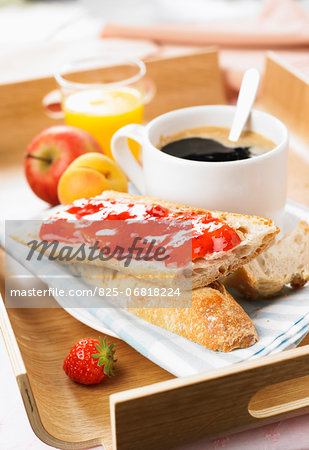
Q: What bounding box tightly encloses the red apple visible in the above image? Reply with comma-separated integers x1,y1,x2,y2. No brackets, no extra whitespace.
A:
24,125,102,205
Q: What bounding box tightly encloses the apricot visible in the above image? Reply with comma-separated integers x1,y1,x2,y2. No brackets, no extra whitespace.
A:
58,153,128,205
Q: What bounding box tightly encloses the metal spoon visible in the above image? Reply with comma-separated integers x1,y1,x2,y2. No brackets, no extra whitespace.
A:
160,68,261,162
228,68,261,142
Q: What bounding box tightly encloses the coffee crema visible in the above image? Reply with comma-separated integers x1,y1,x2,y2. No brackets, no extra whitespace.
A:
159,126,276,162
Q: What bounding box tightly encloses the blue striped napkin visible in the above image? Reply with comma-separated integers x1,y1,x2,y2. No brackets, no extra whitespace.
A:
4,200,309,378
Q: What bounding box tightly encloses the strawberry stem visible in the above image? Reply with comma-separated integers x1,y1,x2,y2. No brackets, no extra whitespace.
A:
92,337,117,376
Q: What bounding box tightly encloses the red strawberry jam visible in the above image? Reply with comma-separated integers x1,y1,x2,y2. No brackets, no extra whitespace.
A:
40,198,241,265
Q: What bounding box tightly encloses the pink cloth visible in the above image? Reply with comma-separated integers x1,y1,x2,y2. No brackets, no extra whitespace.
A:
101,0,309,48
100,0,309,99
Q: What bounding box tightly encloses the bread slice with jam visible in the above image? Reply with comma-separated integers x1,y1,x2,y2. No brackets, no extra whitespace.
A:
11,191,279,289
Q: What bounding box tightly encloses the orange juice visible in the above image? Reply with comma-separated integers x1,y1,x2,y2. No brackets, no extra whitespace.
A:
63,87,143,159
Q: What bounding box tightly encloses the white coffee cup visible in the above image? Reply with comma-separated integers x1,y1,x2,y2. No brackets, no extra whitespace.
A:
111,105,288,224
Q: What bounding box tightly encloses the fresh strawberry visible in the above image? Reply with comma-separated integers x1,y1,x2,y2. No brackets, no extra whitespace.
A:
63,337,116,385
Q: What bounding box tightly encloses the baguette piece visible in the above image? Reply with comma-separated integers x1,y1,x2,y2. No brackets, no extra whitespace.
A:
224,221,309,300
71,263,258,352
12,191,278,289
129,281,258,352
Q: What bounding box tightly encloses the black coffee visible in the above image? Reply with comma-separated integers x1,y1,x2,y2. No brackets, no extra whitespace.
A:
159,127,275,163
160,137,253,162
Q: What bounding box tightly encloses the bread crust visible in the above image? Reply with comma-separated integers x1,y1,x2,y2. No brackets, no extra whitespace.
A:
70,262,258,352
129,281,258,352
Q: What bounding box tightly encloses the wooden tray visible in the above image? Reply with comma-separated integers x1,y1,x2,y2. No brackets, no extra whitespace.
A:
1,50,309,450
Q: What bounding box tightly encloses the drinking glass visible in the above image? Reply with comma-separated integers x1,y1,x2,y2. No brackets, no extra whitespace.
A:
54,57,154,159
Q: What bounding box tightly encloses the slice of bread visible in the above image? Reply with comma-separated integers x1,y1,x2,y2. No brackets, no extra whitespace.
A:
224,221,309,300
129,282,258,352
71,262,258,352
95,191,279,288
11,191,278,289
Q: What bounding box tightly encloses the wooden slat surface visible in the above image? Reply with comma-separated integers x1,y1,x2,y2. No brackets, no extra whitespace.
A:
261,53,309,207
262,53,309,144
0,50,225,155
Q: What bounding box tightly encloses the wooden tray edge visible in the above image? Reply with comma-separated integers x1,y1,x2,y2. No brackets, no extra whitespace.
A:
109,346,309,449
0,296,101,449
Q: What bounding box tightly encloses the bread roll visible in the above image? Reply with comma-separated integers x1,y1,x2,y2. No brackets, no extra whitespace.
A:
225,221,309,299
71,263,258,352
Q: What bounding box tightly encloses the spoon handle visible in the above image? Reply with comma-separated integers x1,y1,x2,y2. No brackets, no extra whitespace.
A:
228,68,260,142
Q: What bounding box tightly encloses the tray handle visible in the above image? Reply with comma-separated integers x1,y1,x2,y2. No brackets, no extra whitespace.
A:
110,345,309,450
